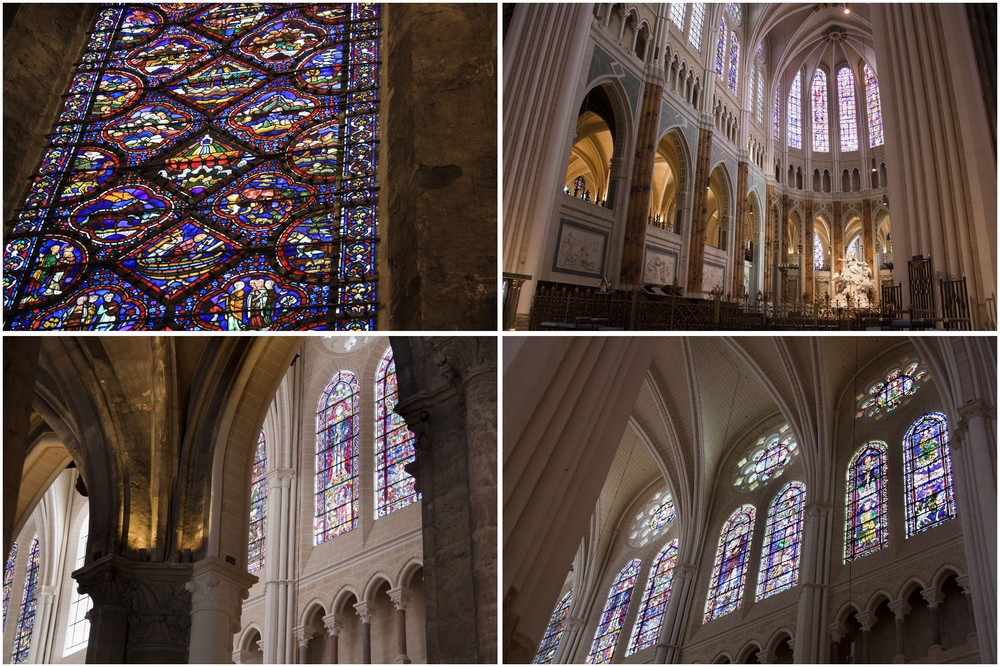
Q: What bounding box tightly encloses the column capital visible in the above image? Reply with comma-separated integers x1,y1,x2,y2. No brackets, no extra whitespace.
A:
354,600,376,623
38,584,57,601
564,615,585,632
888,599,911,619
855,611,877,632
428,336,497,387
184,557,257,633
388,586,411,610
920,586,944,608
293,624,314,648
322,612,343,636
827,622,846,642
955,574,972,595
265,466,295,487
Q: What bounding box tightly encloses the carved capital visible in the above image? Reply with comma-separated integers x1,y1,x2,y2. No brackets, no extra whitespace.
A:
186,557,257,634
354,600,376,624
429,336,497,387
888,599,911,620
827,622,846,642
266,466,295,488
855,611,877,632
388,587,410,611
294,624,314,647
955,574,972,596
920,586,944,608
323,612,343,636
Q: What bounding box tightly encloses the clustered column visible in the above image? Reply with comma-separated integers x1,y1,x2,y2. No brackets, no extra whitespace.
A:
803,199,814,301
731,160,750,296
686,126,714,295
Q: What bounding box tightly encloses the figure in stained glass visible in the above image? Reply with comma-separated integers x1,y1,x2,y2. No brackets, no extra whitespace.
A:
756,482,805,600
627,541,678,655
316,371,360,543
3,544,15,630
587,559,641,663
863,63,884,147
845,442,888,561
375,347,420,516
838,67,859,151
6,4,380,331
787,72,802,149
248,431,267,573
904,413,956,537
534,590,572,664
812,69,828,152
11,537,40,664
704,506,754,622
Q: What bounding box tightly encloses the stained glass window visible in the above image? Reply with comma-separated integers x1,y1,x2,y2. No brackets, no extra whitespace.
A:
689,4,705,51
863,63,884,147
773,85,781,142
733,425,798,491
11,537,40,664
4,4,380,331
844,442,888,561
715,19,726,77
838,67,859,151
857,360,928,419
629,489,676,547
813,234,825,270
63,513,92,655
627,540,679,656
756,482,805,601
534,590,572,664
904,413,957,537
248,431,267,573
728,32,740,93
375,347,419,517
3,543,15,630
727,3,741,23
811,69,828,152
587,559,641,663
787,72,802,149
756,69,765,125
315,370,359,543
669,3,686,31
704,506,755,622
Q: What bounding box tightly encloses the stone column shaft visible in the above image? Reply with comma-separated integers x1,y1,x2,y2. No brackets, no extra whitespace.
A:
620,81,665,285
780,195,791,301
186,558,257,664
832,201,844,271
804,199,814,300
731,160,749,296
862,198,876,288
686,127,714,295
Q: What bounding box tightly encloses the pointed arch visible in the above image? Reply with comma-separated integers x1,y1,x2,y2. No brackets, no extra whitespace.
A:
375,346,419,517
903,412,957,537
863,63,884,147
844,441,889,561
704,505,755,622
627,540,679,655
315,370,360,544
756,482,806,601
837,66,859,151
587,559,642,663
787,71,802,149
811,68,829,152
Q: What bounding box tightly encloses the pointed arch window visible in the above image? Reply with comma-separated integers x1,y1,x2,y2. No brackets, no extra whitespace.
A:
587,559,641,663
248,430,267,573
811,69,829,152
689,4,705,51
838,67,859,151
63,512,92,655
904,413,957,537
813,233,825,270
669,3,686,31
4,4,381,331
627,540,679,655
11,536,40,664
704,506,755,622
315,370,360,544
773,84,781,142
845,442,889,561
756,482,806,601
864,63,884,147
715,18,727,76
3,543,15,630
534,590,572,664
728,32,740,93
756,69,765,125
375,347,419,517
787,72,802,149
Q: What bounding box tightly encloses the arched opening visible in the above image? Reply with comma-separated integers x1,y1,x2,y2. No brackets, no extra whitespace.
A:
650,130,688,233
833,609,863,663
705,165,730,250
823,169,831,192
870,599,896,663
743,192,761,296
851,168,861,191
335,592,363,664
772,634,794,663
940,574,974,649
304,604,329,663
813,216,832,300
565,86,619,208
738,643,761,664
369,579,395,663
813,168,821,192
240,628,263,664
903,587,933,659
842,169,851,192
875,210,893,284
796,166,803,189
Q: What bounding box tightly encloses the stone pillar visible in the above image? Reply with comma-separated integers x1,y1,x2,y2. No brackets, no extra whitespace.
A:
827,624,845,664
951,400,996,660
33,585,57,663
389,588,412,663
731,160,750,296
764,185,777,300
832,201,844,272
323,613,343,664
920,587,944,647
654,564,696,664
803,199,814,301
956,575,980,644
75,555,193,664
554,616,584,663
355,601,374,663
686,125,714,295
794,503,833,663
780,194,791,301
861,198,875,287
263,467,295,664
888,599,911,661
856,611,876,664
186,557,257,664
294,625,313,664
619,80,664,286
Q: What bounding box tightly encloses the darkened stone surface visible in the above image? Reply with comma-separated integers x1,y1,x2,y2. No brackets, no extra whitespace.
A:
3,4,95,230
383,5,498,331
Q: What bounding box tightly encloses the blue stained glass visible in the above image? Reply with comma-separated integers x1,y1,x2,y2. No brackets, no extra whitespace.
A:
728,32,739,93
838,67,859,151
3,543,15,631
704,506,755,622
812,69,828,152
627,541,679,655
315,370,359,543
845,442,888,561
904,413,957,537
787,72,802,149
864,63,884,147
534,590,572,664
248,431,267,573
375,347,420,517
587,559,641,663
715,19,726,77
773,84,781,141
756,482,805,601
5,4,380,330
11,537,40,664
